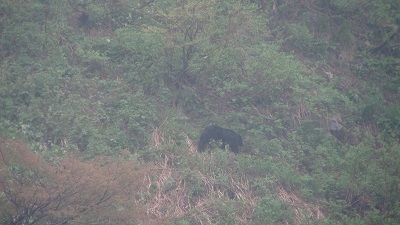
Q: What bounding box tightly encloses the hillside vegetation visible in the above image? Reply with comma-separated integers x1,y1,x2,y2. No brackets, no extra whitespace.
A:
1,0,400,224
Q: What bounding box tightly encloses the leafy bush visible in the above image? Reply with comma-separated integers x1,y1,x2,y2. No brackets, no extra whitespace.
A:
254,196,292,224
378,104,400,142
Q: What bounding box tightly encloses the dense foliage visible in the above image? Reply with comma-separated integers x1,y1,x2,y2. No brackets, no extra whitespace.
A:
0,0,399,224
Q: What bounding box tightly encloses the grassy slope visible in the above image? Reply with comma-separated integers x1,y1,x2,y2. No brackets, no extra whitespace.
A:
0,1,399,224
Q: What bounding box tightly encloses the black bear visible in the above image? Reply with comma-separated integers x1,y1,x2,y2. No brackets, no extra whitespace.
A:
198,125,243,153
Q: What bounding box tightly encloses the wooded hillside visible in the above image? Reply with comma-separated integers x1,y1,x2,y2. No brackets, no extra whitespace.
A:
1,0,399,224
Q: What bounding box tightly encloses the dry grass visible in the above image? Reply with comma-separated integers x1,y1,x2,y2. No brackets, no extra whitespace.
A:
147,126,324,224
141,160,258,224
292,102,312,124
278,187,325,224
151,126,165,149
146,127,259,224
183,132,197,154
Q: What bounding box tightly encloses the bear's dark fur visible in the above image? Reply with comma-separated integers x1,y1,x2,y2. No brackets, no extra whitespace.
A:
198,125,243,153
